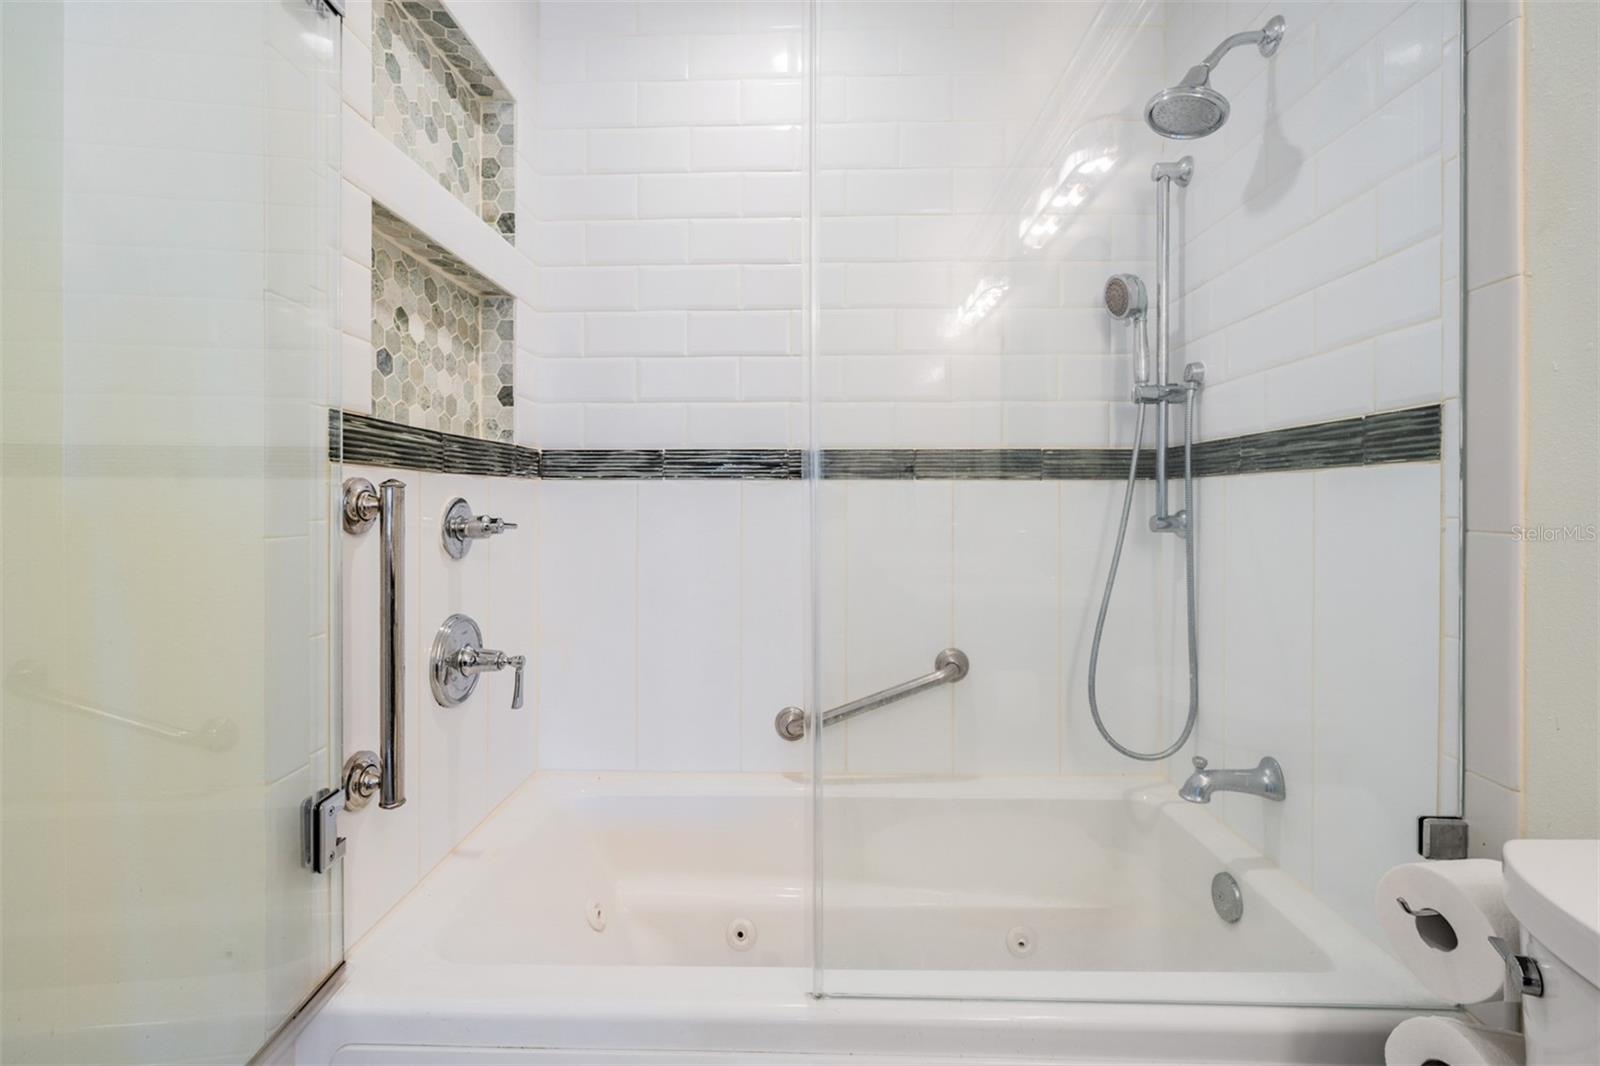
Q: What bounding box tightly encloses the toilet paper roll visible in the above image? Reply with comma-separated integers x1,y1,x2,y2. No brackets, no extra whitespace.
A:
1375,860,1518,1004
1385,1015,1525,1066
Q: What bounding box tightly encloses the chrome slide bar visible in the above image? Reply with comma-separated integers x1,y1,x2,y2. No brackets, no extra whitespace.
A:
774,648,970,741
341,477,406,810
6,662,237,751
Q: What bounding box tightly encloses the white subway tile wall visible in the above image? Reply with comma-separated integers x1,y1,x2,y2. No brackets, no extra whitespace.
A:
522,4,1465,943
529,1,807,447
1165,0,1460,443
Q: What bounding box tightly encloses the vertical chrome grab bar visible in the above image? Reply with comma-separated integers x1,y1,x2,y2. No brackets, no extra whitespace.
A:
377,478,405,808
342,477,406,810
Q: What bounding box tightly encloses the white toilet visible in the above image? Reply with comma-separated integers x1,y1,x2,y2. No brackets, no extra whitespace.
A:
1502,840,1600,1064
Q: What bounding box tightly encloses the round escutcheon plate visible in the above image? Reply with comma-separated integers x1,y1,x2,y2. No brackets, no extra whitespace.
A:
430,612,484,707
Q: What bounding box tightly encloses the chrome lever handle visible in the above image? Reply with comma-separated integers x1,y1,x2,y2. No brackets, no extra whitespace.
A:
1488,935,1545,997
507,655,525,709
474,650,526,709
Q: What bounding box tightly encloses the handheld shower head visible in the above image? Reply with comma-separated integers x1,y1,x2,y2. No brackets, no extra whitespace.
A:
1146,15,1285,139
1105,273,1151,386
1104,274,1147,320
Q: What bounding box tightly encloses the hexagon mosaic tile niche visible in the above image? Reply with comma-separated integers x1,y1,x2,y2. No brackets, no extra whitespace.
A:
371,204,514,442
373,0,515,243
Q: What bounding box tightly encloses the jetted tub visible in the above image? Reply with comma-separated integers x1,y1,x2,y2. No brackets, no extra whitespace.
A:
292,774,1442,1064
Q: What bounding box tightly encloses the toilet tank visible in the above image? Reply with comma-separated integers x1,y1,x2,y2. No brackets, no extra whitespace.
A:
1503,840,1600,1065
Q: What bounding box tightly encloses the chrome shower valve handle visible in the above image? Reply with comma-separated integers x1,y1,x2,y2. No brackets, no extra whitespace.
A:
430,613,526,709
442,497,519,559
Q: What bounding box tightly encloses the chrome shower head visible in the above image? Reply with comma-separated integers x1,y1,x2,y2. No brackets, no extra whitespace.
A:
1146,15,1285,140
1104,274,1147,320
1146,76,1231,140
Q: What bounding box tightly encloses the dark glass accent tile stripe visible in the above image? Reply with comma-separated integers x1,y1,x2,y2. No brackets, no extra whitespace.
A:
336,410,445,471
1364,405,1441,464
663,449,803,479
1237,418,1365,473
819,449,916,479
540,450,663,479
333,410,538,478
1043,448,1153,480
441,435,536,478
331,405,1440,482
1186,437,1244,478
914,448,1043,480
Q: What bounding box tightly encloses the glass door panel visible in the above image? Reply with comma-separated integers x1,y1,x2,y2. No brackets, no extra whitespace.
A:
810,0,1465,1007
1,1,344,1060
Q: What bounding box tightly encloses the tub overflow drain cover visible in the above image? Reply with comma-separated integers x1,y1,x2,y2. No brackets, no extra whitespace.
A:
586,902,606,933
1211,871,1244,923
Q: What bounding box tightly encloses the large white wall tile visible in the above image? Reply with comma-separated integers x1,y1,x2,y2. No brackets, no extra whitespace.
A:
739,481,809,771
1464,769,1522,860
636,482,742,770
1219,472,1315,886
536,482,639,769
1463,531,1523,789
952,482,1061,774
1311,463,1441,939
843,481,955,773
1464,276,1525,533
1464,17,1524,289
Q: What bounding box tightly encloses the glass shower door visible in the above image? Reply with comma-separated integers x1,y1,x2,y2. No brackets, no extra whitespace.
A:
811,0,1465,1008
1,1,344,1060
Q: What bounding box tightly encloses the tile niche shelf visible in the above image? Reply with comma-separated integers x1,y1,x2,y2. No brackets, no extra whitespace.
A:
373,0,515,243
371,203,514,443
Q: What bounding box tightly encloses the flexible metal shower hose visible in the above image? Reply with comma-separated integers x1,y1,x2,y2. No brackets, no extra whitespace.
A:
1086,390,1200,761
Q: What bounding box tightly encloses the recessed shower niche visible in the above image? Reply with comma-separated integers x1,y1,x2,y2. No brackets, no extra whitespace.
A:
373,0,515,241
371,204,514,442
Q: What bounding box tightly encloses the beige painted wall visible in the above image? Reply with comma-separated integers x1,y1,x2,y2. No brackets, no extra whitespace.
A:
1522,0,1600,837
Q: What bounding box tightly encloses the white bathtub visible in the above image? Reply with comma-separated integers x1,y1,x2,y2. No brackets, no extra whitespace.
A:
293,774,1444,1065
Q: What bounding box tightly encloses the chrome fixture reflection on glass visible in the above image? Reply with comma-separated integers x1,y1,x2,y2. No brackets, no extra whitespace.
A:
775,648,969,741
430,612,526,709
1146,15,1286,139
6,661,237,751
441,496,519,559
1179,756,1288,803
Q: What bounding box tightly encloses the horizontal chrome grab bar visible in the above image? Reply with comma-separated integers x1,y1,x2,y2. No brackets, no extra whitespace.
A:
7,662,237,751
774,648,970,741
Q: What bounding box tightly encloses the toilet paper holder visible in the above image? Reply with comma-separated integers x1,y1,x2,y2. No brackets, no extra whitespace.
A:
1396,896,1460,951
